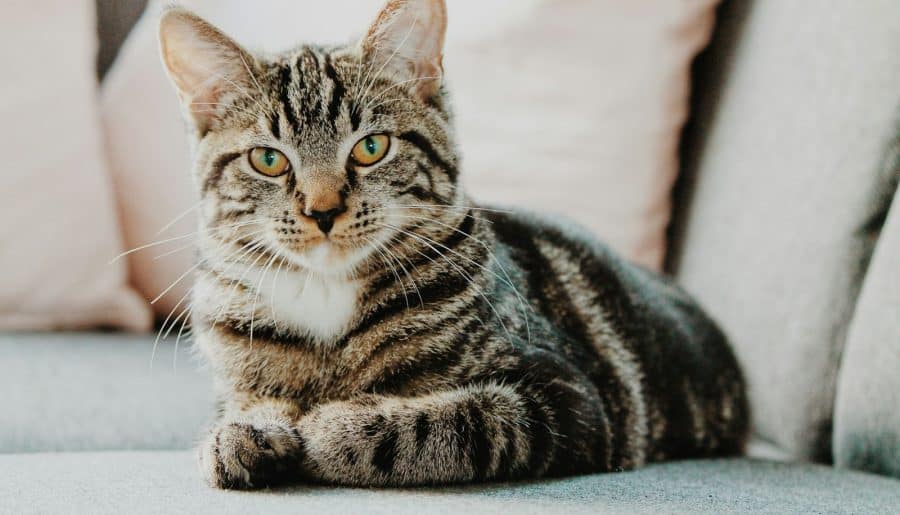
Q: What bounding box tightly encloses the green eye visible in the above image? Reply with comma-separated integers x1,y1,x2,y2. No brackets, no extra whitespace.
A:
249,147,291,177
351,134,390,166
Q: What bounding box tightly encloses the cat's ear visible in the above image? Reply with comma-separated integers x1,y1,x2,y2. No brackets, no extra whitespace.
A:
360,0,447,101
158,7,257,134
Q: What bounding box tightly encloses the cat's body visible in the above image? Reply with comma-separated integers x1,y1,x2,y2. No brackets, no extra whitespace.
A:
159,0,748,489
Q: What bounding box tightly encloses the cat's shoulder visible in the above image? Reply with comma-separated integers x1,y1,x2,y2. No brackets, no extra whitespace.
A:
482,205,618,258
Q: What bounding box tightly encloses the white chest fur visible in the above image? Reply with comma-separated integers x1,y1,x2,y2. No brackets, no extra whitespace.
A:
233,265,360,343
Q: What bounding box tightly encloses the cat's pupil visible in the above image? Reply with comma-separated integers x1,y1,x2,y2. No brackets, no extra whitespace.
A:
264,150,277,167
365,138,378,155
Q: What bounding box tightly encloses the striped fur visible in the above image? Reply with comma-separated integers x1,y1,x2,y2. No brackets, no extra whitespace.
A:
159,1,749,490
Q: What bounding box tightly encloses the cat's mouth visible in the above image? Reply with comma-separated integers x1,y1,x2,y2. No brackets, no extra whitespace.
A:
276,238,372,278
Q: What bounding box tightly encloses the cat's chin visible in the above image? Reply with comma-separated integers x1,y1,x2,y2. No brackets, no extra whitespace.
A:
286,241,369,278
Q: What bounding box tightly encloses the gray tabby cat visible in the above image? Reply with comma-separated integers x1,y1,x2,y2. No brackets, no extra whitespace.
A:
158,0,749,489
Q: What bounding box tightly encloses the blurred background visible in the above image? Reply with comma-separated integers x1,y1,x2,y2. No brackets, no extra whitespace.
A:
0,0,898,494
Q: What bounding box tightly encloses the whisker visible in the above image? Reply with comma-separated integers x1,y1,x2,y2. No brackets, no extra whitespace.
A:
238,51,265,98
211,241,271,330
364,236,410,310
149,227,270,306
376,222,516,346
110,219,265,264
150,234,250,369
369,235,424,309
190,103,259,119
383,205,516,215
153,240,197,261
152,283,195,372
173,307,193,373
385,213,533,343
269,255,289,334
189,61,267,114
156,201,202,236
250,252,282,349
355,11,420,114
364,75,440,112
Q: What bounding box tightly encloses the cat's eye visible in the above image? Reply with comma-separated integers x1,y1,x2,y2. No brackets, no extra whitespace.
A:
249,147,291,177
350,134,391,167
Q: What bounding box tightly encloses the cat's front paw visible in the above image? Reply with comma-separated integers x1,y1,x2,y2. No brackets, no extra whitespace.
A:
199,422,303,490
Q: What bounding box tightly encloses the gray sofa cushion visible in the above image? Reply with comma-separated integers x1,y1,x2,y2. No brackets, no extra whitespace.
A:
1,452,897,514
670,0,900,460
0,333,213,452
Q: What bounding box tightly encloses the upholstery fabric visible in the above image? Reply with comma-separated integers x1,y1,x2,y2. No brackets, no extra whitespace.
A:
670,0,900,460
100,0,720,316
834,175,900,478
0,0,151,331
1,452,897,515
0,333,213,453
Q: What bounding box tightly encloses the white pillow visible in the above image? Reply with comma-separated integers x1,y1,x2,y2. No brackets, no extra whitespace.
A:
102,0,719,317
0,0,151,331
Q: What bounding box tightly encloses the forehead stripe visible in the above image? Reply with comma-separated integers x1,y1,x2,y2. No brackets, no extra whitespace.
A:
269,112,281,140
279,63,302,135
323,55,346,132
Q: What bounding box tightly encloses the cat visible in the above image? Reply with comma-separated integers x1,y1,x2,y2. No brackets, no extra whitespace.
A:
158,0,749,489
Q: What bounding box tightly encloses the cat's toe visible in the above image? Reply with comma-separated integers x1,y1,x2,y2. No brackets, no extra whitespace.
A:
199,423,301,490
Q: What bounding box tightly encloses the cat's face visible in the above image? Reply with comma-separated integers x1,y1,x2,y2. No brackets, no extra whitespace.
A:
159,0,457,277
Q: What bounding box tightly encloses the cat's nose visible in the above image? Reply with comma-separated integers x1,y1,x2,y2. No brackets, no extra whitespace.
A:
305,207,345,234
295,179,348,234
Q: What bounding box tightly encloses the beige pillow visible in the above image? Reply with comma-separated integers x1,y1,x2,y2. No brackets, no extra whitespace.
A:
0,0,151,331
102,0,718,317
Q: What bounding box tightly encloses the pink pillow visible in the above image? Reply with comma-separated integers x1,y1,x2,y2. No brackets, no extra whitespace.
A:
0,0,151,331
102,0,718,317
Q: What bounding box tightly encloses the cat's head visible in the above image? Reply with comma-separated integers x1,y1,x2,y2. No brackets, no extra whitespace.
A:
159,0,461,277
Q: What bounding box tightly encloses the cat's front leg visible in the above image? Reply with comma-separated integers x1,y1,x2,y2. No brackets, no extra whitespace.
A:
296,374,607,486
198,398,305,489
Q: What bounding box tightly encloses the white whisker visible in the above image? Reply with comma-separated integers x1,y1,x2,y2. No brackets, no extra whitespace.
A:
156,201,202,236
386,212,533,343
110,219,265,264
377,222,516,347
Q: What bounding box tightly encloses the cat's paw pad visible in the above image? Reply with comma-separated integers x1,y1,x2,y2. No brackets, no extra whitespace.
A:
199,422,303,490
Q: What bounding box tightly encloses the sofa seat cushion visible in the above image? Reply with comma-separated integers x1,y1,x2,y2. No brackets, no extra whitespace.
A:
1,452,897,514
0,333,213,453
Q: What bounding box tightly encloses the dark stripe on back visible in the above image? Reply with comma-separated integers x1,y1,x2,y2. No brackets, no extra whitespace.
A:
399,131,458,182
490,214,631,468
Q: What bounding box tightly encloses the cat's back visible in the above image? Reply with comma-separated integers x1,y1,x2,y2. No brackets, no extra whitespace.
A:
487,206,750,460
486,206,721,347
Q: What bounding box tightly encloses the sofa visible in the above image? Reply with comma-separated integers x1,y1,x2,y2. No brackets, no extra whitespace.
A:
3,1,898,513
